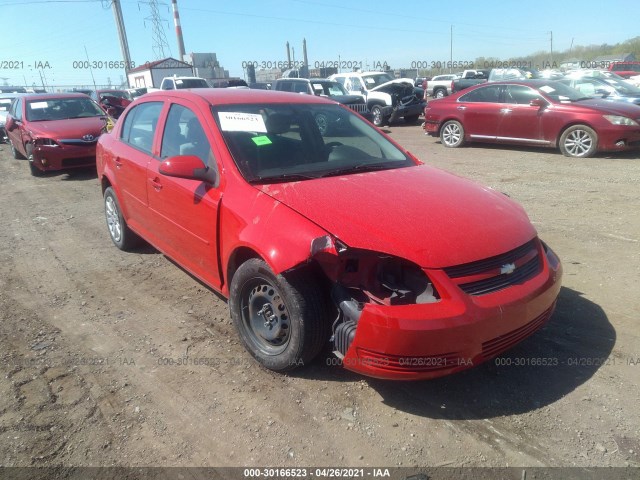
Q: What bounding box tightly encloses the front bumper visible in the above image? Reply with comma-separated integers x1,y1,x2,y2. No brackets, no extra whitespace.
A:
389,100,426,122
339,243,563,380
596,125,640,152
31,142,97,172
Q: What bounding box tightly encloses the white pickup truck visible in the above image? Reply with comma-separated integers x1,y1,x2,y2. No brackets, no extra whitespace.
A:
147,76,209,92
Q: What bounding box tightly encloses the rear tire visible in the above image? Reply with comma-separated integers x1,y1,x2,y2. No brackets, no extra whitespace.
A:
103,186,141,250
434,89,446,99
559,125,597,158
440,120,465,148
229,259,329,372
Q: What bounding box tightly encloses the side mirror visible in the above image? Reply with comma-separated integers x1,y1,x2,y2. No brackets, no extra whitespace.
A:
529,98,546,108
159,155,217,184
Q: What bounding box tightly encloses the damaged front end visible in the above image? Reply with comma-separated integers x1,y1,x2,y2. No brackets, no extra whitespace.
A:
310,235,439,358
374,81,425,122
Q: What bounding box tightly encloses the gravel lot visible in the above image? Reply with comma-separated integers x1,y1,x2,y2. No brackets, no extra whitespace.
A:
0,124,638,471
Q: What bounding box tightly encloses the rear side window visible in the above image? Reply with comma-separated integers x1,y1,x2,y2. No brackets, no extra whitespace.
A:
120,102,163,154
459,85,502,103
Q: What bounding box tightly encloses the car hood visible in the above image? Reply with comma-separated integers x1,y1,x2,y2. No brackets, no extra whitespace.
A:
25,117,106,139
572,99,640,116
370,78,415,92
257,165,536,268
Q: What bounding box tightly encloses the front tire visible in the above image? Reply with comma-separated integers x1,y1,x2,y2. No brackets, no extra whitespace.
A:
10,141,26,160
559,125,597,158
26,144,44,177
370,105,386,127
229,259,329,372
440,120,465,148
103,186,141,250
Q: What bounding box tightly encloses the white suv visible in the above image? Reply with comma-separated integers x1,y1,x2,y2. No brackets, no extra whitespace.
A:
328,71,425,126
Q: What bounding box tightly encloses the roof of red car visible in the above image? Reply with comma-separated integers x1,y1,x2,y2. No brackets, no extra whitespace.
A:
142,88,334,105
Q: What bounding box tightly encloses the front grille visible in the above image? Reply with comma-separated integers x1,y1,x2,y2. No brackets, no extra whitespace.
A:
481,303,555,360
346,103,369,114
62,156,95,167
59,139,98,146
444,239,541,296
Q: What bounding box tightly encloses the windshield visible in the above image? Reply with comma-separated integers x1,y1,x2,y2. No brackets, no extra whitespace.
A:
601,78,640,95
361,73,395,89
0,99,12,111
312,81,348,96
536,82,591,103
26,97,105,121
176,79,209,89
212,103,412,183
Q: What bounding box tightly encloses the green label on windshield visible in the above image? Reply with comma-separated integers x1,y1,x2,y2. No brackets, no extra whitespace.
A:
252,135,272,146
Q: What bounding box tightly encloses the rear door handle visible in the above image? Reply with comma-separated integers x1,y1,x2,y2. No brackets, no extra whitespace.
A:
457,106,467,110
500,108,512,114
150,177,162,191
114,157,122,169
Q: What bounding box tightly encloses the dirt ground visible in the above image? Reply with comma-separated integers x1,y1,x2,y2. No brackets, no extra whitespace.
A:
0,125,639,472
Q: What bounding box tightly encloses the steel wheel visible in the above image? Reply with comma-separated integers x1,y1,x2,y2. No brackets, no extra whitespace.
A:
241,279,291,355
440,120,465,148
559,125,597,158
229,258,330,372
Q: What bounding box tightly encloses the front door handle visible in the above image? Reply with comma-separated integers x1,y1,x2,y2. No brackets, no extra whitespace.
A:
500,108,512,114
150,177,162,191
457,105,467,110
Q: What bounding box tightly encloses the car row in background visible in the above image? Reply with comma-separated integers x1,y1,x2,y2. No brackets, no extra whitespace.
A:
273,77,373,130
4,93,112,175
423,79,640,158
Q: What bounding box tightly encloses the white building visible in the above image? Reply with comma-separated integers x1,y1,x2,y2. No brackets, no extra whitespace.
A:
127,57,193,89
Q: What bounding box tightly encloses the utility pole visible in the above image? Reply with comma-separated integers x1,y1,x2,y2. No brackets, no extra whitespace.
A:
450,25,453,73
111,0,132,72
550,30,553,65
147,0,171,60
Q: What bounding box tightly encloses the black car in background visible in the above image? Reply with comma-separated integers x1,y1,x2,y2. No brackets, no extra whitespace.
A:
273,78,372,132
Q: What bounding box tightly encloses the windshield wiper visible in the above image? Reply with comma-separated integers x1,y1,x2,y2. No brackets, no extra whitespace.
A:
249,172,319,184
319,162,401,178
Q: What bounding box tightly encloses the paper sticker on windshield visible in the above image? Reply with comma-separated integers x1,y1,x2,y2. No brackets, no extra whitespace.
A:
29,101,48,109
218,112,267,132
539,86,555,94
251,135,272,146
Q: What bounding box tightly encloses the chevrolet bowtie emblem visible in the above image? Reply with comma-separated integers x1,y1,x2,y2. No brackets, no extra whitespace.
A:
500,263,516,275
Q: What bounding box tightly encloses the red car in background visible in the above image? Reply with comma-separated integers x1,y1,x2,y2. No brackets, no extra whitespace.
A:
97,89,562,380
5,93,110,176
90,89,133,119
424,80,640,158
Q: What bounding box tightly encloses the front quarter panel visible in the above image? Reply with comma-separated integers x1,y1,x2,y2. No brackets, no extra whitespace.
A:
219,182,329,295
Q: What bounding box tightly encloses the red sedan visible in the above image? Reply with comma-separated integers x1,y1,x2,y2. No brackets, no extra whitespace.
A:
97,89,562,380
5,93,110,176
424,80,640,158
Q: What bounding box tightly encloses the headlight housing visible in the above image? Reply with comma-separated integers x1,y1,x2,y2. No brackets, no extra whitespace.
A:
33,137,59,147
311,236,439,306
603,115,639,126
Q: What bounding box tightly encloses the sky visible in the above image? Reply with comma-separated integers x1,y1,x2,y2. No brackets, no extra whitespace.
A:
1,0,639,89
